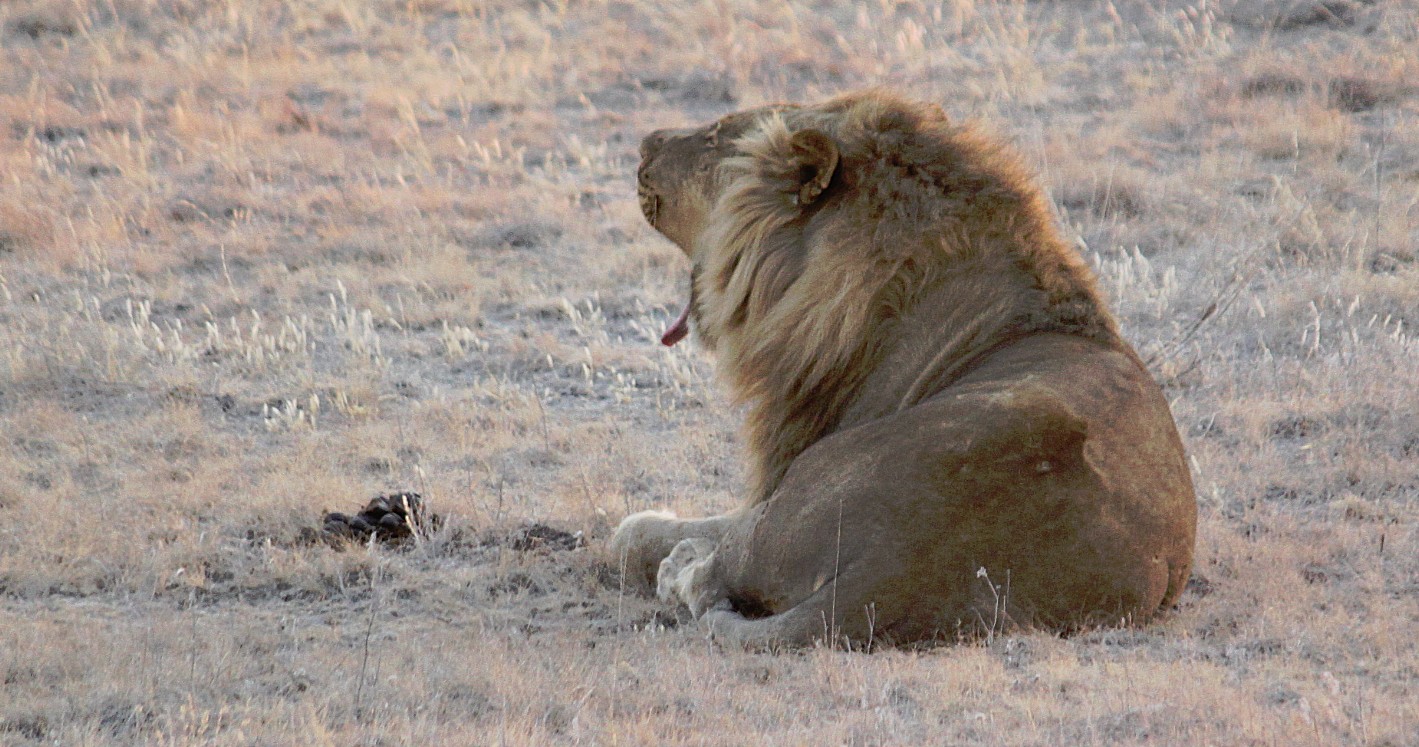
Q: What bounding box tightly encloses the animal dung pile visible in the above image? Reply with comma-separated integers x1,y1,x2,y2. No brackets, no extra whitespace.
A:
322,492,440,544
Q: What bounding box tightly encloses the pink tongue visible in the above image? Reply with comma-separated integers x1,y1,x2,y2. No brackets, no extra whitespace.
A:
660,302,692,347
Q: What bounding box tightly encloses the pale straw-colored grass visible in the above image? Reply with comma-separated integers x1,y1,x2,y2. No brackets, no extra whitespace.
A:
1,0,1415,743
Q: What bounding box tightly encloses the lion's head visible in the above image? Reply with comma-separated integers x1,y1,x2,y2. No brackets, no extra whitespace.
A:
638,90,1118,502
637,104,801,347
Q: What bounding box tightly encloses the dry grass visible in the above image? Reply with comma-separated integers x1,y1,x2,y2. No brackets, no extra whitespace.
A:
1,0,1416,744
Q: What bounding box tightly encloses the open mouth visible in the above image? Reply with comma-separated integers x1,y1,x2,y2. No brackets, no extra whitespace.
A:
636,183,684,345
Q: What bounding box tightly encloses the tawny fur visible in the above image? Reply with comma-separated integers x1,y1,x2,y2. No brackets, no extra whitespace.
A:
616,90,1197,648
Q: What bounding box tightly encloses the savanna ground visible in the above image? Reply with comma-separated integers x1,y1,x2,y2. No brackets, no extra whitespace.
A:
0,0,1416,744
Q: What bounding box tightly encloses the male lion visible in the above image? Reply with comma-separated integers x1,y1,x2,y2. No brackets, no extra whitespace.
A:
613,90,1196,649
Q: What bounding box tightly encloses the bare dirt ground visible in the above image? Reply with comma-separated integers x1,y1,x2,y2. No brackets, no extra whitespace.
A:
1,0,1416,744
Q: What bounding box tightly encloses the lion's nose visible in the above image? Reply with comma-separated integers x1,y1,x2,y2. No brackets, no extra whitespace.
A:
641,129,672,160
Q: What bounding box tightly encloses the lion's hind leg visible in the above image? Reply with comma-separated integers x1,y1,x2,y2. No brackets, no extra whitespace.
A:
699,568,883,651
655,538,854,650
700,584,849,651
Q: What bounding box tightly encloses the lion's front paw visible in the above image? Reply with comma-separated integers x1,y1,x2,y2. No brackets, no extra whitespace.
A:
657,538,721,616
609,510,680,591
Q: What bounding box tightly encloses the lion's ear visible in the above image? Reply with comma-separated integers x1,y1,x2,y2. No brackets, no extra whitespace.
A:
788,129,839,207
